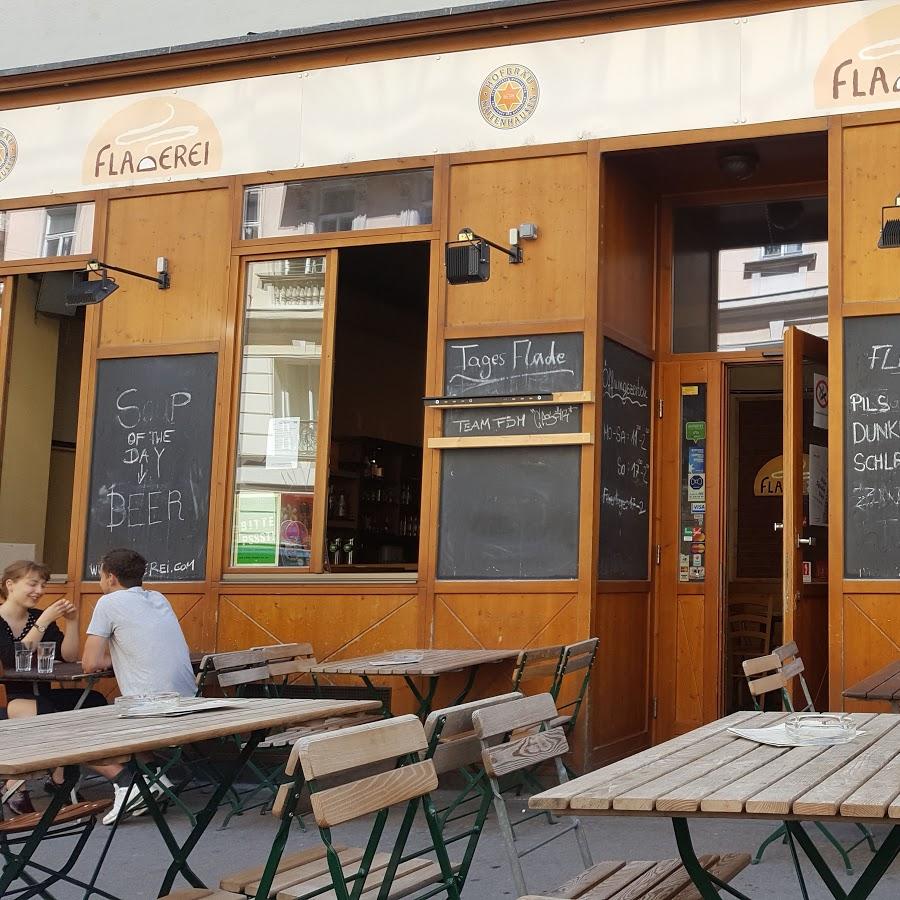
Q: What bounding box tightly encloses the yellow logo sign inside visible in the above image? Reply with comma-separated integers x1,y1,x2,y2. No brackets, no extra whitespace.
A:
83,96,222,183
479,65,540,129
816,5,900,108
754,453,810,497
0,127,18,183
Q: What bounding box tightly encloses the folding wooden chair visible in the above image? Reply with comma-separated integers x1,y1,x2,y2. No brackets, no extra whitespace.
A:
551,637,599,737
472,693,593,897
743,642,876,875
511,645,565,695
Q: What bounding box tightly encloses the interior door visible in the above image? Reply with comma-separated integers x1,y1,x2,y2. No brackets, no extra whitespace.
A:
654,360,722,741
782,326,829,710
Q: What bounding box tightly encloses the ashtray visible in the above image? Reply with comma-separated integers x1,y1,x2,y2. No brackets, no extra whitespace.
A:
784,713,858,745
114,692,180,715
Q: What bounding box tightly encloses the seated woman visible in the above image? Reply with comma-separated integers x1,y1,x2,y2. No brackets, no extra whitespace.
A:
0,560,105,814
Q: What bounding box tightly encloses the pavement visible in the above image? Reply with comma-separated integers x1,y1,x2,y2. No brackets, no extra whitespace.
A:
15,781,900,899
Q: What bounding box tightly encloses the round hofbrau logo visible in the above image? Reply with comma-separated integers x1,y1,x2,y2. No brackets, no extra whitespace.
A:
479,65,539,129
0,127,18,182
83,95,222,184
815,5,900,108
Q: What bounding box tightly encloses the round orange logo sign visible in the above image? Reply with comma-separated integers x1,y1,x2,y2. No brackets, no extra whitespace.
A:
0,128,18,182
479,65,539,129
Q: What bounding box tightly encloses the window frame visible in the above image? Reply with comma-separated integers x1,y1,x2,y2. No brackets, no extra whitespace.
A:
224,248,339,575
0,199,97,268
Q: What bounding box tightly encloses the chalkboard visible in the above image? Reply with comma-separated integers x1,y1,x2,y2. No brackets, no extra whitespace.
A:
443,333,583,396
437,446,580,579
844,316,900,578
83,353,218,582
599,340,652,580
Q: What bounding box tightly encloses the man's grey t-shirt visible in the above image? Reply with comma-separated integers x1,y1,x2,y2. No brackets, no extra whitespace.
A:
86,587,196,697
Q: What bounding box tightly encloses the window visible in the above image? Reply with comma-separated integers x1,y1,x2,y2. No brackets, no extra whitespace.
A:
231,256,326,568
0,202,94,262
241,169,433,239
672,197,827,353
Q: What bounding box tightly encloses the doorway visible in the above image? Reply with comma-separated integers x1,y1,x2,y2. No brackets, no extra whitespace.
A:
0,272,85,575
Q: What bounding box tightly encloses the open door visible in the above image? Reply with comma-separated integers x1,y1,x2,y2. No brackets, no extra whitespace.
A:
782,326,829,709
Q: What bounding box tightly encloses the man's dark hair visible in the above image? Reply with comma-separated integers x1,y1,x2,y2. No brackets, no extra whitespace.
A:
100,548,146,588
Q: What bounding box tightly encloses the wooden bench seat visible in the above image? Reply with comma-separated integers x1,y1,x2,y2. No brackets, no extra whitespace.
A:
0,798,113,834
518,852,750,900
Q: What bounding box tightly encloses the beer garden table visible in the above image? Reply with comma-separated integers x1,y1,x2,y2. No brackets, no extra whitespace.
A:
296,648,521,718
843,660,900,714
530,710,900,899
0,696,380,898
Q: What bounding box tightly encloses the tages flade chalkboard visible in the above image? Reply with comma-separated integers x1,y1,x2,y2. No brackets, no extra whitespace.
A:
599,340,652,580
844,316,900,578
83,353,218,582
437,332,583,580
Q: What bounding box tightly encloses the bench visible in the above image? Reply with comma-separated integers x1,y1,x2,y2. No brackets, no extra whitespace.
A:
519,853,750,899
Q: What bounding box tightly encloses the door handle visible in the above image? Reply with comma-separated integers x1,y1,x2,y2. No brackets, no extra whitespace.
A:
773,522,784,533
797,536,817,548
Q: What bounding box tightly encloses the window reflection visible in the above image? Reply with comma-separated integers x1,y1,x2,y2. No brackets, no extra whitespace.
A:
232,256,325,567
0,203,94,261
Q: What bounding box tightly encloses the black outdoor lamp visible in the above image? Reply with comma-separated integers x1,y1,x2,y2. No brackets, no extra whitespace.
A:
878,195,900,248
66,256,171,307
445,224,536,284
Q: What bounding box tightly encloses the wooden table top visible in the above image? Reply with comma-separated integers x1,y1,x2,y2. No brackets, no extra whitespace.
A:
0,697,380,776
299,648,520,677
843,660,900,703
531,711,900,823
0,653,205,684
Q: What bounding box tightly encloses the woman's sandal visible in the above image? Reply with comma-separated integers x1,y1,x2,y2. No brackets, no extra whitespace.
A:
5,789,35,816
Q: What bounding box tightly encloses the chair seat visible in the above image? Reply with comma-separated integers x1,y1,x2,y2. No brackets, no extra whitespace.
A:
0,798,113,834
162,843,445,900
255,712,383,751
519,852,750,899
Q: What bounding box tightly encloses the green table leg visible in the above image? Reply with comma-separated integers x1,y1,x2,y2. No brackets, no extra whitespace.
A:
671,818,755,900
131,730,266,897
451,665,480,706
0,766,78,896
785,821,900,900
403,675,438,719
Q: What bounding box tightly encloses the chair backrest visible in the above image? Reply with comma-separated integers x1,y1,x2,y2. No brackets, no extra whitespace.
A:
298,715,437,828
742,641,813,712
728,599,773,659
197,648,270,692
511,645,564,693
251,642,317,678
552,637,599,729
472,693,567,778
424,692,523,774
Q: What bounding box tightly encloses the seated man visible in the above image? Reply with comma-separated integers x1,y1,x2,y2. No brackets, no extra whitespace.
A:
84,547,196,823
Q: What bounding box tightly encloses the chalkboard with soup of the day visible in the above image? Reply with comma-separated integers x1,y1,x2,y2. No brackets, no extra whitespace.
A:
599,340,652,580
844,316,900,578
83,353,218,582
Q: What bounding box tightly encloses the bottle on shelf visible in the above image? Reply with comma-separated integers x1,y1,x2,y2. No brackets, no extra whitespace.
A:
336,489,347,518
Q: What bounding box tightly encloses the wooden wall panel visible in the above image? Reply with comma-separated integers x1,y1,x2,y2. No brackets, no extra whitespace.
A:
674,594,705,730
842,593,900,714
98,188,231,346
445,154,587,327
217,590,423,715
592,590,650,763
842,123,900,304
601,156,655,351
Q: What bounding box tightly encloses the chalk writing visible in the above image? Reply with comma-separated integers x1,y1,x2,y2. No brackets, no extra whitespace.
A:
444,404,580,436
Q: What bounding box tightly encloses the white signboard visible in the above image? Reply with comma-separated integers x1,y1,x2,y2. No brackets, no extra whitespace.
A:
814,372,829,430
809,443,828,527
2,2,900,200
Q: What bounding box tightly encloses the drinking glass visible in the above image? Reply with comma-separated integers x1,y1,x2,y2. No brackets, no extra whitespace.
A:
14,642,31,672
37,642,55,675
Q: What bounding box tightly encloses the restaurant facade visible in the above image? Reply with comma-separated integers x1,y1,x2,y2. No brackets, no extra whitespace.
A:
1,0,900,767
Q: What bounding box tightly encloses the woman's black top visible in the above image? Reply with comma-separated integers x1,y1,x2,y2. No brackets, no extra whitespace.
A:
0,608,64,700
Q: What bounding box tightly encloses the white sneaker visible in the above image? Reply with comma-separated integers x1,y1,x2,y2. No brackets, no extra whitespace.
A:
102,774,173,825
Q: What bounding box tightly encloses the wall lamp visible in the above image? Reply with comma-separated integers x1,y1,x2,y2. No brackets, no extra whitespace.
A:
878,195,900,248
445,224,537,284
66,257,171,307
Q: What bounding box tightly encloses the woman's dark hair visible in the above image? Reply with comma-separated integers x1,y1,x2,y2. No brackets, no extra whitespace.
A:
0,561,50,598
99,549,146,588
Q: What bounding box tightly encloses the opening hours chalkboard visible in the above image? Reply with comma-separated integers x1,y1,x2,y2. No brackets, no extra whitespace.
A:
83,353,218,582
437,333,583,580
599,340,652,580
844,316,900,578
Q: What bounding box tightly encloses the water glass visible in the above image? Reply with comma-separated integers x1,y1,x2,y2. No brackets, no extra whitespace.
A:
13,642,31,672
37,642,55,675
